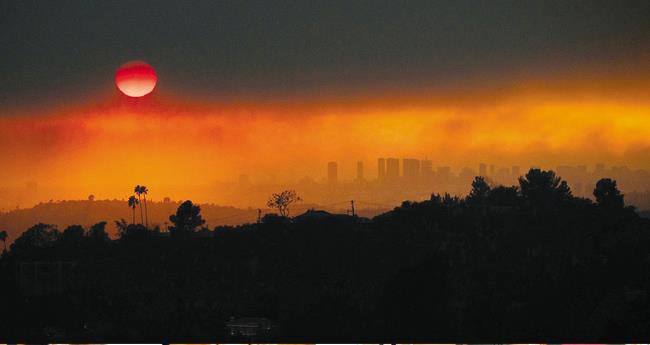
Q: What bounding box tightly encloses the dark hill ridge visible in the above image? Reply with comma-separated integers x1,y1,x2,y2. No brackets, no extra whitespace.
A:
2,171,650,341
0,199,256,243
0,199,389,244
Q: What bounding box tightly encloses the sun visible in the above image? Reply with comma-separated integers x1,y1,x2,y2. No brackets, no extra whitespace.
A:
115,60,157,97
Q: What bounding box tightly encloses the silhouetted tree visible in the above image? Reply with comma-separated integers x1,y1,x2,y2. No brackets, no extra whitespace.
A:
115,218,129,238
128,195,139,225
88,221,109,242
134,185,145,225
594,178,625,209
442,193,461,206
169,200,205,238
141,186,149,228
120,223,150,240
467,176,491,204
430,192,461,206
62,225,85,242
3,170,650,340
0,230,7,252
519,168,572,206
10,223,60,255
261,213,291,225
267,190,301,217
487,185,520,206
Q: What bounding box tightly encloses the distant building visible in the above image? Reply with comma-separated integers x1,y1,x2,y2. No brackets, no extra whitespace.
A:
421,159,434,178
557,165,573,178
459,167,475,182
479,163,487,177
511,165,520,178
378,158,386,180
403,158,421,181
386,158,400,181
496,167,510,183
356,161,364,181
327,162,338,184
576,165,587,174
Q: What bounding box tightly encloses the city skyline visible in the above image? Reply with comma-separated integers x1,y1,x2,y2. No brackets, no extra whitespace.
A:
3,156,649,212
2,1,650,340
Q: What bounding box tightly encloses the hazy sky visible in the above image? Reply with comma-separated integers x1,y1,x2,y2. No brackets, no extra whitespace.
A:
0,1,649,207
2,0,648,108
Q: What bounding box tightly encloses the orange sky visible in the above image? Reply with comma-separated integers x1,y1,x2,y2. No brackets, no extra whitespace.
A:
1,72,649,207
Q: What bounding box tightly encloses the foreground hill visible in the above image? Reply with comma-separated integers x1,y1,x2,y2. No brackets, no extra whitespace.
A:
0,199,257,242
1,170,650,341
0,199,388,244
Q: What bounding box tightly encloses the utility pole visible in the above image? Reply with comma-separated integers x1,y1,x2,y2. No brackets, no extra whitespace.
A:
257,208,262,224
350,200,355,217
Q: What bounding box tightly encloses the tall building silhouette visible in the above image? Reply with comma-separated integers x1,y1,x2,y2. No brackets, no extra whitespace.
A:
327,161,338,184
479,163,487,177
403,158,420,181
511,165,520,178
421,159,433,178
378,158,386,180
386,158,399,181
356,161,364,181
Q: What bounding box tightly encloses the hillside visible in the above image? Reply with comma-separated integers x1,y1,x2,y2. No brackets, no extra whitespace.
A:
0,199,256,242
0,199,389,244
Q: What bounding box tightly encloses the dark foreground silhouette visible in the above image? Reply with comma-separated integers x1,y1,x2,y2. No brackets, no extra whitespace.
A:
1,169,649,342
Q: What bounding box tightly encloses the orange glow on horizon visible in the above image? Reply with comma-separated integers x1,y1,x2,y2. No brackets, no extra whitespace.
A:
0,74,649,208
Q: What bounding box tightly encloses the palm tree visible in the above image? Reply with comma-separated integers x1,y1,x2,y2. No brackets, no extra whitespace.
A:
141,185,149,228
0,230,7,252
128,195,139,225
134,185,144,225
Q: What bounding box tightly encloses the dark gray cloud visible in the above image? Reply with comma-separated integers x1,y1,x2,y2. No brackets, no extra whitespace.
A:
1,0,648,109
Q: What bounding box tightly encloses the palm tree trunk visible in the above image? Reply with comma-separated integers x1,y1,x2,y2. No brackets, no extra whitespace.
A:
138,195,144,225
144,196,148,228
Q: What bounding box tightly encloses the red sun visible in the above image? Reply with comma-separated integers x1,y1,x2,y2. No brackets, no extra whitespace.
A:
115,60,157,97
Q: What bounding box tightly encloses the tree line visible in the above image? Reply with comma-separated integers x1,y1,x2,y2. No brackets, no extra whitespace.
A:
0,169,649,342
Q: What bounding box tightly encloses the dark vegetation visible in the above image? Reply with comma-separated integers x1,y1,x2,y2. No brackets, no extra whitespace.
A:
0,198,259,241
1,169,649,342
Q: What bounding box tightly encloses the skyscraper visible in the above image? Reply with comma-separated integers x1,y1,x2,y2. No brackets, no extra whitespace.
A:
378,158,386,180
327,161,338,184
421,159,433,178
511,165,520,178
479,163,487,177
356,161,364,181
403,158,420,181
386,158,399,181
